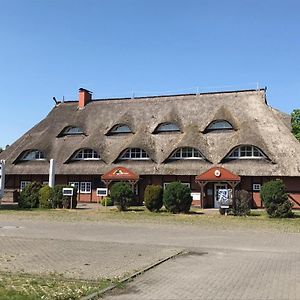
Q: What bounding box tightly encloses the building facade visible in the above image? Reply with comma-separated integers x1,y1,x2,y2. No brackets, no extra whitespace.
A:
1,88,300,208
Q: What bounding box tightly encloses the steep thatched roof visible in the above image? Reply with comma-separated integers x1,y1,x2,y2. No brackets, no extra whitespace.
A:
1,89,300,177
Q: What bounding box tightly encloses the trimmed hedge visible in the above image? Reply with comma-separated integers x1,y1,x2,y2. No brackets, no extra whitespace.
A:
163,182,192,214
52,185,78,209
19,182,42,209
260,180,293,218
110,182,134,211
39,185,53,209
232,190,251,216
101,196,114,206
144,185,163,212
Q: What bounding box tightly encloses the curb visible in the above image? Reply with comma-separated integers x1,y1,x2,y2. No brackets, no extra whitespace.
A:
80,250,184,300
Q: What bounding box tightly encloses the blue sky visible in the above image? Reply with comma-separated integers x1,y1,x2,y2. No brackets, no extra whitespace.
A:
0,0,299,147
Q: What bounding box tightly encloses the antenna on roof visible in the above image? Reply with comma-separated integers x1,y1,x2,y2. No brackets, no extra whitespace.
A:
52,97,58,105
131,91,135,99
256,82,259,90
196,86,200,95
62,96,65,103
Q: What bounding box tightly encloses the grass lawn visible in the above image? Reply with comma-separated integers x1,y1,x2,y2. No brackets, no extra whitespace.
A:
0,272,111,300
1,204,300,233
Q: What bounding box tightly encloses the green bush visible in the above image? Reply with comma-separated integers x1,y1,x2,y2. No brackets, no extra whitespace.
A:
232,190,251,216
163,182,192,214
52,185,78,209
38,185,53,209
19,182,42,209
110,182,134,211
260,180,293,218
101,196,114,206
144,185,163,212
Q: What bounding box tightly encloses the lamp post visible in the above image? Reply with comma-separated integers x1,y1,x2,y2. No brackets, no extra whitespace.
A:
0,160,5,199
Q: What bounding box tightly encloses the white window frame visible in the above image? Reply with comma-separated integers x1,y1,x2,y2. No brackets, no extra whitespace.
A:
69,181,80,191
20,181,31,191
120,148,150,160
170,148,203,160
80,182,91,194
253,183,261,191
163,182,190,190
227,146,266,159
72,149,100,161
21,150,46,161
42,181,49,185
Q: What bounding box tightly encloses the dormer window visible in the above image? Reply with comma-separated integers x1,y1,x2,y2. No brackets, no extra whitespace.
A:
226,145,266,160
206,120,233,132
21,150,46,161
59,126,84,137
108,124,132,135
72,149,100,161
154,123,180,133
169,147,204,160
119,148,150,160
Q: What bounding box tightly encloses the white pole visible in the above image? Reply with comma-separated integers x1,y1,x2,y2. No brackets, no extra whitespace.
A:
0,160,5,199
49,159,55,188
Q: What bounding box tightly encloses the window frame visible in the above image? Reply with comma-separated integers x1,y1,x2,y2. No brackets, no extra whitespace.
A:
120,148,150,160
206,120,233,132
20,181,31,191
154,122,180,133
21,150,46,161
80,182,92,194
109,124,132,135
72,149,100,161
227,146,266,160
169,147,203,160
163,182,190,190
253,183,261,191
69,181,80,191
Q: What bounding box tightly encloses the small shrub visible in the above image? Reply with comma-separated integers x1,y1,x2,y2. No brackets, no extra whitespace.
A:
163,182,192,214
144,185,163,212
232,190,251,216
19,182,42,208
260,180,293,218
38,185,53,209
110,182,134,211
52,185,78,209
101,196,114,206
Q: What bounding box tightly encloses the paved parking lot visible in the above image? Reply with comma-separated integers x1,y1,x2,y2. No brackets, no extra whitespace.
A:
0,216,300,299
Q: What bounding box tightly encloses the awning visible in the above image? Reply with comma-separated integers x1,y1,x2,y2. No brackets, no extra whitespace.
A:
101,166,139,186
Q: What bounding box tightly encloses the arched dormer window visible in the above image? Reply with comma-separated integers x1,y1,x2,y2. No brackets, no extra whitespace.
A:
226,145,266,160
154,123,180,133
59,126,84,137
206,120,233,132
21,150,46,161
108,124,132,135
169,147,204,160
119,148,150,160
72,149,100,161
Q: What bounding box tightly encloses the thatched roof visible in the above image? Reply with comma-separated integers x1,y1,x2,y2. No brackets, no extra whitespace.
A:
1,89,300,177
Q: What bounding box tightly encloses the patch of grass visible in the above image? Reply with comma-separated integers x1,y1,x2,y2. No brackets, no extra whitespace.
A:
0,272,111,300
1,205,300,232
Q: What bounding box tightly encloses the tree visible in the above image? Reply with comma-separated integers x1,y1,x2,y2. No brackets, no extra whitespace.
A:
110,182,134,211
260,180,293,218
291,109,300,142
144,185,163,212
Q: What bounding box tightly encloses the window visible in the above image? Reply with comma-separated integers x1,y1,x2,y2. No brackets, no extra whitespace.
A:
227,146,266,159
154,123,180,133
253,184,261,191
80,182,91,194
20,181,31,191
206,120,233,131
164,182,190,190
170,148,203,160
69,181,80,191
109,124,132,134
21,150,46,161
120,148,150,160
72,149,100,160
43,181,49,186
60,126,84,136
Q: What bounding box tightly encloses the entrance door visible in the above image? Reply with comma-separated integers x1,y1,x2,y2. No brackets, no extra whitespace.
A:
214,183,228,208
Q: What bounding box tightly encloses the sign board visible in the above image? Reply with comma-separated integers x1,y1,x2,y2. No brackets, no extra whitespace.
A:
62,188,74,196
96,188,108,197
191,192,201,201
218,189,230,206
0,160,5,199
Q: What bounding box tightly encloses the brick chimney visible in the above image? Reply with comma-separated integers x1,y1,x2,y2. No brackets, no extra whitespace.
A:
78,88,92,108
